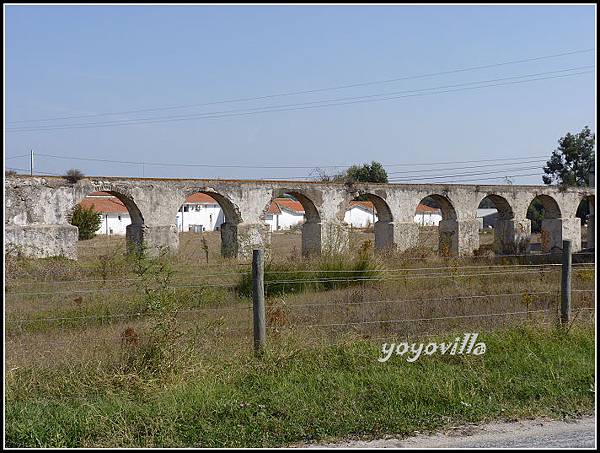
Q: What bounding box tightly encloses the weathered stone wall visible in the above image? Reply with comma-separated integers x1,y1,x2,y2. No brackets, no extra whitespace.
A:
5,175,594,260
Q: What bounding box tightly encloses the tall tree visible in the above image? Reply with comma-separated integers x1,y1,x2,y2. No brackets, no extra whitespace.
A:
542,126,595,187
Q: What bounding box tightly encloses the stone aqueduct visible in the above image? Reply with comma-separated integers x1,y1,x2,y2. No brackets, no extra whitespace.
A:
5,175,595,260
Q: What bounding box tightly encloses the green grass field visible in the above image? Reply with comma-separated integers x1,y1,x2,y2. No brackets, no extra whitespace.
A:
5,325,595,447
4,229,596,447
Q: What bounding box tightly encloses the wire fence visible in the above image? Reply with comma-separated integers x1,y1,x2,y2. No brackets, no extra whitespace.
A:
4,246,596,363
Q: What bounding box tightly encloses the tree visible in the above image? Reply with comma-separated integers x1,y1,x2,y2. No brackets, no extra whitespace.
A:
542,126,595,187
5,169,18,177
69,204,102,240
346,161,389,183
64,168,85,184
527,199,545,233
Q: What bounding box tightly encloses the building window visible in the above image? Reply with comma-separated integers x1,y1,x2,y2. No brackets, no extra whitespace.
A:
209,214,213,223
118,215,122,221
183,205,189,212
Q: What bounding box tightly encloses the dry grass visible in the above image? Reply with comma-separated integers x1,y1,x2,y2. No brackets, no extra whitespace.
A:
5,229,595,371
4,229,595,448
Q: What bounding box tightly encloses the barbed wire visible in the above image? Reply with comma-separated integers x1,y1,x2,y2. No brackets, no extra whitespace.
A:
274,291,559,309
5,271,248,287
6,304,253,324
263,268,560,286
263,263,564,275
6,262,577,287
6,327,253,349
305,309,551,329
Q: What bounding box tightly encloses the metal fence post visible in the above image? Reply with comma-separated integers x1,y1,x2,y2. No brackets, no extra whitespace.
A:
252,248,266,353
560,239,572,326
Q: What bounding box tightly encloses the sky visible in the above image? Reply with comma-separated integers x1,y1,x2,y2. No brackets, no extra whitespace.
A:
4,4,596,183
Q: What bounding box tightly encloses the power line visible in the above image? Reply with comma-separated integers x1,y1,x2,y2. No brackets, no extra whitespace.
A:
7,48,594,124
5,154,30,160
387,159,546,176
31,151,551,171
6,68,594,132
388,165,543,182
5,166,62,176
413,172,544,184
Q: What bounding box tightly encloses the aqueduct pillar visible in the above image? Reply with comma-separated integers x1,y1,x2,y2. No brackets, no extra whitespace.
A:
494,218,531,254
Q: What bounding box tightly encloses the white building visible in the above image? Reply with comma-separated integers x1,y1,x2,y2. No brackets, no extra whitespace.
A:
80,192,226,235
344,201,378,228
176,193,225,232
79,192,131,235
265,198,306,231
79,193,449,236
414,203,443,226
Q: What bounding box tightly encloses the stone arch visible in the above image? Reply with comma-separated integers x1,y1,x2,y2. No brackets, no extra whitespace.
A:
419,194,457,220
476,193,520,255
267,189,322,257
178,189,243,258
576,194,595,250
526,194,563,253
530,194,562,219
477,193,514,221
416,194,458,256
73,186,146,254
347,192,394,251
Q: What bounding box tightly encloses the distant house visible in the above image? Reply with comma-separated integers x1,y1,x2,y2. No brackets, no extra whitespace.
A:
345,201,378,228
414,204,443,226
78,193,454,236
79,192,130,235
265,198,305,231
176,193,224,232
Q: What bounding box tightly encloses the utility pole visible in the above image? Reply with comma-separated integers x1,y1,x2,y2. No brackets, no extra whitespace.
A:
30,150,34,176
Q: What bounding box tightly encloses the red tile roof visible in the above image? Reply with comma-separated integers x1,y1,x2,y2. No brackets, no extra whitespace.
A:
81,194,440,217
266,202,282,215
416,203,441,214
274,198,305,213
349,200,375,210
185,193,218,203
79,197,128,214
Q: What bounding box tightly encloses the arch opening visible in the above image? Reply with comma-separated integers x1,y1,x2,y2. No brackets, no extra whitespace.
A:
264,191,320,258
414,195,456,256
345,193,393,253
73,190,145,257
176,191,241,260
476,194,515,254
526,194,562,253
576,195,595,250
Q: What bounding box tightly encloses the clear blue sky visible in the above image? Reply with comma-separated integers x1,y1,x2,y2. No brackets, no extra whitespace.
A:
4,5,596,182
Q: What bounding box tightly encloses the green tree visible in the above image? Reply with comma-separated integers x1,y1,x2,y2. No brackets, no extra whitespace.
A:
542,126,595,187
345,161,389,183
527,199,545,233
69,204,102,240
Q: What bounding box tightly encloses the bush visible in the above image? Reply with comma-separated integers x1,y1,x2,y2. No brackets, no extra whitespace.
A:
236,251,382,297
64,168,84,184
69,204,102,240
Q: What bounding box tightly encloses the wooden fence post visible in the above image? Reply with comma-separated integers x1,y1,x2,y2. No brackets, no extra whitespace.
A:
252,248,266,353
560,239,572,327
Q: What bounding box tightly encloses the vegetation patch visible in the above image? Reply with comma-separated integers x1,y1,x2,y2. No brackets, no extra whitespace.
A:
5,325,595,448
